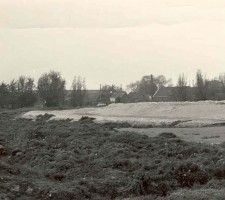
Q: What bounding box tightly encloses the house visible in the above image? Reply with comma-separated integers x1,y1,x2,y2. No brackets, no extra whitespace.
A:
63,90,111,106
153,87,197,102
128,92,150,103
153,87,176,102
84,90,111,106
110,91,129,103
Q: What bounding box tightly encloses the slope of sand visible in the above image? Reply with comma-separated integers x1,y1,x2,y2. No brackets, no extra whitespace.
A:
23,101,225,127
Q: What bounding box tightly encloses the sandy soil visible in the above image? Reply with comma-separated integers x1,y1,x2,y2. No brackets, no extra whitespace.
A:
23,101,225,127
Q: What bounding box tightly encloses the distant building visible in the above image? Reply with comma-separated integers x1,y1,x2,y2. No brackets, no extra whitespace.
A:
64,90,131,106
110,91,129,103
153,87,176,102
153,87,197,102
128,92,150,103
84,90,111,106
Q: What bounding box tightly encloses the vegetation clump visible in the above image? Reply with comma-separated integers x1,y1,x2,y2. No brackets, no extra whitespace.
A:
79,116,96,123
158,132,177,138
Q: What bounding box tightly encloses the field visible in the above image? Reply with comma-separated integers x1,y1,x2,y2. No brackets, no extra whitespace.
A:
1,107,225,199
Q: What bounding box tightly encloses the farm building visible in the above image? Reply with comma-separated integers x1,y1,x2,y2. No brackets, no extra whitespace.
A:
153,87,197,102
84,90,111,106
153,87,176,102
110,91,129,103
63,90,112,106
128,92,150,103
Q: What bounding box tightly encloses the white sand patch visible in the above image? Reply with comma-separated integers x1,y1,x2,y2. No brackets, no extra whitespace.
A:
22,101,225,127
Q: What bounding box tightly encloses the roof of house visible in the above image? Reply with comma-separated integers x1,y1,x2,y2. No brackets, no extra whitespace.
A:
64,90,111,102
153,87,175,98
85,90,101,102
110,91,127,99
128,91,149,100
85,90,111,102
153,86,195,98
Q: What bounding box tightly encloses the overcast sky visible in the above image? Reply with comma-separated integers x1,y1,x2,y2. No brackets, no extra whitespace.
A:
1,0,225,89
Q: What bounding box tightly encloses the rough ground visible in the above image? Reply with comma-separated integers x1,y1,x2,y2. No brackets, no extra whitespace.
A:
1,110,225,199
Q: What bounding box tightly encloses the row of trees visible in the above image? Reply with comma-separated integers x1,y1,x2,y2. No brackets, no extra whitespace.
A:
175,70,225,101
70,76,86,107
0,70,126,108
2,70,225,108
0,77,36,108
0,71,87,108
35,72,88,107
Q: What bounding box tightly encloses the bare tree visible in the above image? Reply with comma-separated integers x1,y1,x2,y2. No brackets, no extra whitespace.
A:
126,81,140,93
155,75,173,88
195,70,206,100
71,76,86,107
174,74,188,101
101,84,122,92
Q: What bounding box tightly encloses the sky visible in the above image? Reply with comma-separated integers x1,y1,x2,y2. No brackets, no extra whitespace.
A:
1,0,225,89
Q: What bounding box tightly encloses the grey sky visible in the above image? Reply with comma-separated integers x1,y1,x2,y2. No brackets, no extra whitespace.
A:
1,0,225,89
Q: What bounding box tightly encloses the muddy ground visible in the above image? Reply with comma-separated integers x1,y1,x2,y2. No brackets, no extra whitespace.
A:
1,110,225,199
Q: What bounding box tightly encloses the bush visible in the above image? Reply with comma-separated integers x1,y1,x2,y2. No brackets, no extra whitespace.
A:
174,163,208,187
158,132,177,138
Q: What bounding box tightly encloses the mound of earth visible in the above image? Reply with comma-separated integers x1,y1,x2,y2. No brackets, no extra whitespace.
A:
23,101,225,127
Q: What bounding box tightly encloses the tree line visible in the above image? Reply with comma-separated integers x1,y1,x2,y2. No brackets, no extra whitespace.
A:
174,70,225,101
0,76,36,108
1,70,225,108
0,71,85,108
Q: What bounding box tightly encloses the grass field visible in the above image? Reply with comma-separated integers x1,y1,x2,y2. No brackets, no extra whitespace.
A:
1,109,225,199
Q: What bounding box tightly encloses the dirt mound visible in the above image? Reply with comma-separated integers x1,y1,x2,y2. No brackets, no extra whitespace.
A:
23,101,225,127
